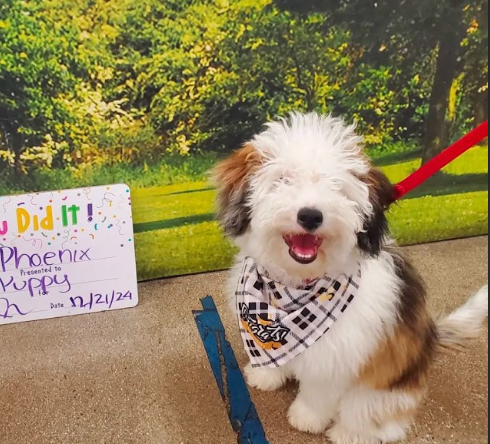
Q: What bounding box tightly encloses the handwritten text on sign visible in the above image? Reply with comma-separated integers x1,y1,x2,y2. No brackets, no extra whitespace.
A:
0,184,138,325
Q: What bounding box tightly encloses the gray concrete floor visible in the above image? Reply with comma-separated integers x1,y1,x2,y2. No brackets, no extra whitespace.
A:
0,237,488,444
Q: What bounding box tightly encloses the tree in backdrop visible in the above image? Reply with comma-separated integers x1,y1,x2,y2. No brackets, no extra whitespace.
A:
276,0,489,162
0,0,150,186
0,0,487,191
119,0,423,153
112,0,277,154
0,0,81,176
461,1,489,126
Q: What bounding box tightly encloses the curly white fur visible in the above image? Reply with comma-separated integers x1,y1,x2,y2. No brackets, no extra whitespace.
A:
218,112,488,444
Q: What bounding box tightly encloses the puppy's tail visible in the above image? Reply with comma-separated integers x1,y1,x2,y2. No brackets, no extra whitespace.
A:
436,285,488,353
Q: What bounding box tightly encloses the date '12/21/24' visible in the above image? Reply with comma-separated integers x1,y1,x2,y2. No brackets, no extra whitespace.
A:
69,290,133,310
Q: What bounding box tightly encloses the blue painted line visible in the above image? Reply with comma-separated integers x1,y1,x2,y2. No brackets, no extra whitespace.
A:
193,296,269,444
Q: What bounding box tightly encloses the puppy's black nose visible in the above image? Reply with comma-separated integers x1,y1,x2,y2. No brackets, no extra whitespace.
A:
297,208,323,231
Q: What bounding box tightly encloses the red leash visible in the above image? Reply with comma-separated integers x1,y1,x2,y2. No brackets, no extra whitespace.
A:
393,120,489,201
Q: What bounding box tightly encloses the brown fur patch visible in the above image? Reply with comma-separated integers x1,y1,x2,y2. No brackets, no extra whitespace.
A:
357,166,395,256
213,144,263,237
364,167,395,211
359,248,438,392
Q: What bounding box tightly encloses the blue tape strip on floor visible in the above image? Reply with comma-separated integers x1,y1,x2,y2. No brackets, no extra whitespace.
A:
193,296,269,444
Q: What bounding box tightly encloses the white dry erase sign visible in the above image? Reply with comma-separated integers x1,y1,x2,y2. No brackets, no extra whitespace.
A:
0,184,138,325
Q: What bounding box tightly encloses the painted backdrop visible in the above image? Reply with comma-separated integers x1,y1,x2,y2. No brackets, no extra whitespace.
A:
0,0,488,280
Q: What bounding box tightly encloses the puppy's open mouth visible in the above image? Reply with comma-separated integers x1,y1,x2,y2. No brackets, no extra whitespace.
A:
284,234,323,264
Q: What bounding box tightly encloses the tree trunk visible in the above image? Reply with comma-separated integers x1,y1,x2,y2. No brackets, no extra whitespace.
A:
474,90,489,126
422,28,465,164
9,126,24,180
0,119,24,179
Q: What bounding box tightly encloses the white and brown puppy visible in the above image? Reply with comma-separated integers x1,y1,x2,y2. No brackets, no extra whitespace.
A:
213,112,488,444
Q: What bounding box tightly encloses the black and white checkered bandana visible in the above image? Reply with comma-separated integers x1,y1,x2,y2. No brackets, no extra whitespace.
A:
236,257,361,368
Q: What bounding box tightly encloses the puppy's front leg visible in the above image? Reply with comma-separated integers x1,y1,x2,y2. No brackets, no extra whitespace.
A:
288,378,346,435
243,362,290,391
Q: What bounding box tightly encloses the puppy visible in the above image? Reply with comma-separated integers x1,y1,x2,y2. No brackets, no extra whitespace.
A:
213,112,488,444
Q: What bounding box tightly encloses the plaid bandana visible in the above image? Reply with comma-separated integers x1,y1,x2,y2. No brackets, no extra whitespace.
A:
236,257,361,368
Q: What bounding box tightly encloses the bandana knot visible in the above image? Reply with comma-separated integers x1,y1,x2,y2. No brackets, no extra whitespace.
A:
236,257,361,368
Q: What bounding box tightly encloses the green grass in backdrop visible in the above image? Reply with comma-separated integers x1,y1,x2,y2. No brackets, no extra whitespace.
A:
132,146,488,280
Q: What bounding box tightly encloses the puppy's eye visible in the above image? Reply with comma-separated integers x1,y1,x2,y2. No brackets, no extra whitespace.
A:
279,176,292,185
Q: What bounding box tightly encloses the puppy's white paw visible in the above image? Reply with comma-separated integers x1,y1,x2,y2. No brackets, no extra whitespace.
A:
243,363,287,392
327,423,381,444
288,398,331,434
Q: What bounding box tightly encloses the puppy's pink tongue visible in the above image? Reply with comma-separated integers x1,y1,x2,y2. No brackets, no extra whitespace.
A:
284,235,323,264
290,234,319,256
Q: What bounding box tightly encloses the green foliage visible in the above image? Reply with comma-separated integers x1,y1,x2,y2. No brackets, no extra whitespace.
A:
276,0,488,156
0,0,79,169
0,0,487,189
0,0,158,178
0,152,217,195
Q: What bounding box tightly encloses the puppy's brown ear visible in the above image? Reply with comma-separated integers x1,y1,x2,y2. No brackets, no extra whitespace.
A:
357,167,395,256
212,144,263,237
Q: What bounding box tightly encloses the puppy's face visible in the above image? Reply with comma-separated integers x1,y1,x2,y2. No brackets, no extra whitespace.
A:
214,113,393,278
